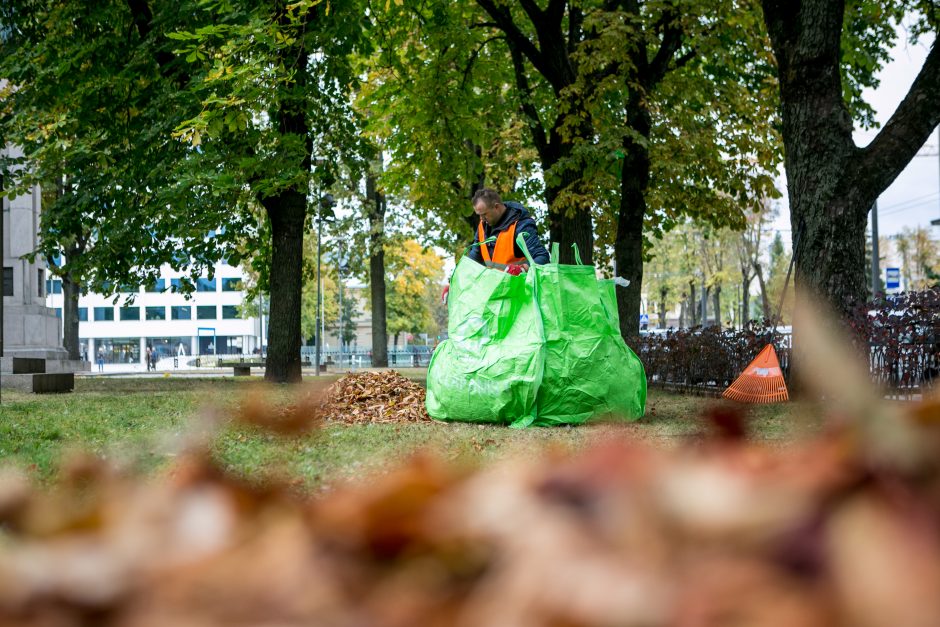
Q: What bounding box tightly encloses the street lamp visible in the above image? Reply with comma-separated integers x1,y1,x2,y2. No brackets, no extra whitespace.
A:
316,193,335,376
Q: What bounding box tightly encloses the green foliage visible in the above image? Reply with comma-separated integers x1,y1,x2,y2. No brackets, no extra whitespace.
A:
355,1,541,252
0,0,245,293
372,239,445,343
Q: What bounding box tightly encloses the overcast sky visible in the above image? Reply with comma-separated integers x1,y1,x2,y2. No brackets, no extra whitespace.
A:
771,24,939,245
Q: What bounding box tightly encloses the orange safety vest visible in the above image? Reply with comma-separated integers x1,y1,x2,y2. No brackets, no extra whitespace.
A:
477,220,526,266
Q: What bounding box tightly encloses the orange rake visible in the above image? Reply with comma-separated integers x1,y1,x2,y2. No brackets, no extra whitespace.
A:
722,344,789,404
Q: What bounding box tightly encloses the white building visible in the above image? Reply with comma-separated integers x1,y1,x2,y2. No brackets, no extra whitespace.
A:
45,262,262,367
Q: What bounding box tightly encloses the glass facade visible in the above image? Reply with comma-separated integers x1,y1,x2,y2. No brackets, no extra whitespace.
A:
196,277,216,292
197,335,243,355
78,307,88,322
149,337,192,360
221,278,242,292
222,305,239,319
120,306,141,321
95,338,140,364
94,307,114,321
197,305,216,319
146,278,166,293
171,306,192,320
146,306,166,321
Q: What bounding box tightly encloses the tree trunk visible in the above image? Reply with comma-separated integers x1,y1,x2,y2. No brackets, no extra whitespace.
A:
659,286,668,329
713,285,721,328
762,0,940,320
61,272,81,360
689,282,698,326
678,297,686,329
366,174,388,368
544,172,594,266
263,194,306,383
754,262,771,320
614,94,651,339
741,275,751,327
262,17,310,384
700,284,709,326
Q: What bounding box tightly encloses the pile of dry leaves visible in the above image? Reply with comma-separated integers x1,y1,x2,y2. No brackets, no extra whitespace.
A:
2,313,940,625
318,371,430,424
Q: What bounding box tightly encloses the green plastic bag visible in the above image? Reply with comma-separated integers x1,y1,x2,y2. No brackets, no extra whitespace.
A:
521,239,646,425
425,248,544,427
426,237,646,427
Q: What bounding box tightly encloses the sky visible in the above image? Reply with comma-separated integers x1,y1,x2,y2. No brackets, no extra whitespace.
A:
770,24,939,246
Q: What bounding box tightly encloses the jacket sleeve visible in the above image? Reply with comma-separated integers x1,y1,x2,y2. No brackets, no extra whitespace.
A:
513,218,550,265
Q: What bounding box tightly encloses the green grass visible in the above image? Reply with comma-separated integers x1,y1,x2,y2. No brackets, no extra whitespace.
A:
0,375,819,488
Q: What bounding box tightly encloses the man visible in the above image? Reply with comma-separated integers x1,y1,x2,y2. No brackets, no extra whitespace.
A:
467,188,550,271
442,189,550,304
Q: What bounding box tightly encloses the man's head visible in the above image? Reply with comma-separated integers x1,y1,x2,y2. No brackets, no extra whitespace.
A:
472,188,507,227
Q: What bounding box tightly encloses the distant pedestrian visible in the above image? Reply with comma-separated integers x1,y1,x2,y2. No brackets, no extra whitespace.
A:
146,346,153,372
96,348,104,372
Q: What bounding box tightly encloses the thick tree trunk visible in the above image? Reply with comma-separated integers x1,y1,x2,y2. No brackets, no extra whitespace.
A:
262,14,311,384
614,95,652,339
263,194,306,383
61,272,81,361
544,173,594,266
367,174,388,368
762,0,940,320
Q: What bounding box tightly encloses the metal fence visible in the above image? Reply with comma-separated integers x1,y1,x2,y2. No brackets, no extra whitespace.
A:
636,324,791,395
638,290,940,396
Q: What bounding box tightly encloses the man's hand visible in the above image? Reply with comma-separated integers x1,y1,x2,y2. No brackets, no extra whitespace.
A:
441,284,449,304
505,263,528,276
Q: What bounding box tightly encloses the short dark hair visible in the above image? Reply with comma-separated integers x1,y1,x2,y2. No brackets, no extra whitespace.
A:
472,188,502,209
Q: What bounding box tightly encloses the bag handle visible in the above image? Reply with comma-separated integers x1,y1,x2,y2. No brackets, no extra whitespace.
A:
516,232,536,267
463,236,496,258
571,243,583,265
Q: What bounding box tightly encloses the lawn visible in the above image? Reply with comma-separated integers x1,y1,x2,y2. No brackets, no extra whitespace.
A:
0,374,820,489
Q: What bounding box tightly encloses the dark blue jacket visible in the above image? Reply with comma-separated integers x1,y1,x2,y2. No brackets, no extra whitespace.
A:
467,201,550,266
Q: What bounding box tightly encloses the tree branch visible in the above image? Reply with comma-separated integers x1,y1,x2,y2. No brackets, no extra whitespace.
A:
646,12,684,87
852,41,940,213
461,35,504,90
507,38,549,158
476,0,548,76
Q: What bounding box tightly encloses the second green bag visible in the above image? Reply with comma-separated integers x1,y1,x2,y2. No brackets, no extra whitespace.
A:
520,239,646,425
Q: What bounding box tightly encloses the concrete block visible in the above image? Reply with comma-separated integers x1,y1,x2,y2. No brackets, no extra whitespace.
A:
1,372,73,394
12,357,45,374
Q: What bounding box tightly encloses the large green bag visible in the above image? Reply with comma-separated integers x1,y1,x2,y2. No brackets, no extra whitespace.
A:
521,240,646,425
425,247,544,427
426,237,645,427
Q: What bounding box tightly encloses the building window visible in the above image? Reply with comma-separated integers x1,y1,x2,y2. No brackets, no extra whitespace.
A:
120,306,141,321
119,283,138,293
196,305,216,320
172,306,192,320
221,278,243,292
145,278,166,293
94,307,114,321
78,307,88,322
38,269,44,297
46,279,63,294
55,308,62,318
196,277,217,292
222,305,240,319
3,267,12,296
146,306,167,321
